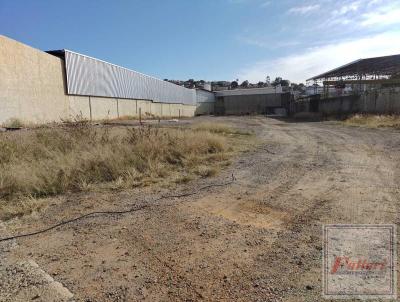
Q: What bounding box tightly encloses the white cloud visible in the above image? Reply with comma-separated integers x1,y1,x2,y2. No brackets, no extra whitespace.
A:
237,31,400,83
288,4,320,15
314,0,400,31
367,0,385,6
260,1,271,7
361,8,400,27
332,1,360,15
237,35,300,49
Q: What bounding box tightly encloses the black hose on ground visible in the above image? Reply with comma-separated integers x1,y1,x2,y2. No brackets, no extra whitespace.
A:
0,174,236,243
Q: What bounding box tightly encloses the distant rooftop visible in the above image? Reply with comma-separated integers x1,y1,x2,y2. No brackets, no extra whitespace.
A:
307,54,400,81
215,86,282,97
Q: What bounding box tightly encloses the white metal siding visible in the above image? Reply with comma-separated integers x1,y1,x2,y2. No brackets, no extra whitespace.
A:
196,89,215,103
64,51,196,105
215,87,282,97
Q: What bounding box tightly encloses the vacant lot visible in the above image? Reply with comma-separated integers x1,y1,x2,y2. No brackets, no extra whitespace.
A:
1,116,399,301
0,121,251,220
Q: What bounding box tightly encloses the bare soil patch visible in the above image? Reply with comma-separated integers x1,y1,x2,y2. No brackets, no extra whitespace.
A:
1,116,399,301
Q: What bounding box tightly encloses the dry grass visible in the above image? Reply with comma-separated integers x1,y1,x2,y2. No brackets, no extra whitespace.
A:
0,121,246,220
343,114,400,129
3,118,25,128
192,122,252,135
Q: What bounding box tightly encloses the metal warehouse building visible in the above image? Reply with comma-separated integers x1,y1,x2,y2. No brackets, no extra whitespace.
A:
47,50,196,105
0,35,293,124
195,88,216,115
0,35,197,124
214,87,290,115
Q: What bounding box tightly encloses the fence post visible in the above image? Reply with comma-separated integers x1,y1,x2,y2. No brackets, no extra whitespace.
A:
139,107,142,125
89,96,93,121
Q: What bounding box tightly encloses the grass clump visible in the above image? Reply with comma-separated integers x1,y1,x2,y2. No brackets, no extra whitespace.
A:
3,118,25,128
0,123,235,219
192,122,252,135
343,114,400,129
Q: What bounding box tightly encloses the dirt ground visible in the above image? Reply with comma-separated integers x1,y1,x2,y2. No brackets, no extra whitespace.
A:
1,116,399,301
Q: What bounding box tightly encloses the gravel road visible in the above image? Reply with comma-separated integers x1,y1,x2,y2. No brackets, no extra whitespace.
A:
1,116,399,301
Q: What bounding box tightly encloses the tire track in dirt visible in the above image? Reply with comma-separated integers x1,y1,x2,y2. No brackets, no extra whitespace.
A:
245,120,400,301
1,116,399,301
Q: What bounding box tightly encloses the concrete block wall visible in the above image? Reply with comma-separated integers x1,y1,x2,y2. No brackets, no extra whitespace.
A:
150,102,165,117
162,103,170,117
0,35,196,125
118,99,195,119
118,98,138,118
296,89,400,116
69,95,91,120
294,100,310,113
318,95,359,115
182,104,196,117
170,103,185,117
136,100,151,118
221,94,283,115
0,35,69,124
363,88,400,113
90,97,118,120
195,102,215,115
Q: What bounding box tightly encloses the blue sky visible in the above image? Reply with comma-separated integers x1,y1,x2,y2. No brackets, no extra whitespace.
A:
1,0,400,83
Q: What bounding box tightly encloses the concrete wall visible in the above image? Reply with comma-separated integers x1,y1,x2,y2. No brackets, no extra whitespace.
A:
0,35,69,124
118,98,138,118
363,88,400,113
294,99,310,113
0,35,196,124
318,95,360,115
216,93,285,115
182,104,196,117
69,95,91,120
195,102,215,115
195,89,215,115
89,97,118,120
294,88,400,116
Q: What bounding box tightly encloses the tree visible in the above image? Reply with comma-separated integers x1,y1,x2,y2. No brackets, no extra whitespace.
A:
265,76,271,86
231,81,239,89
257,81,264,88
272,77,290,87
291,83,306,93
185,79,195,89
272,77,282,87
280,79,290,87
241,80,249,88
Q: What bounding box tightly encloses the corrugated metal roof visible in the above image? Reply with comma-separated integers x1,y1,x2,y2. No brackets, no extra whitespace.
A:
307,54,400,81
48,49,196,105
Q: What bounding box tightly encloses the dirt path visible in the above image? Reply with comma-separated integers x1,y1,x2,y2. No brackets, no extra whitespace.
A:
1,116,399,301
